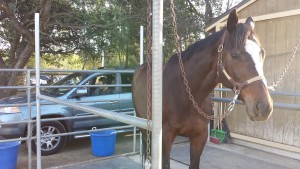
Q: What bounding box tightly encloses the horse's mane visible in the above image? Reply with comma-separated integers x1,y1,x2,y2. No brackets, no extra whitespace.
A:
168,23,260,64
229,23,261,49
168,29,226,64
182,29,226,60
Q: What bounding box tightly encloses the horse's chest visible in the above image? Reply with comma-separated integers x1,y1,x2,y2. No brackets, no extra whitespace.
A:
174,115,208,137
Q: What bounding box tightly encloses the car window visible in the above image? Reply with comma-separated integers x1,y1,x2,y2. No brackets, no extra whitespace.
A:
87,74,117,96
41,73,89,97
120,73,133,93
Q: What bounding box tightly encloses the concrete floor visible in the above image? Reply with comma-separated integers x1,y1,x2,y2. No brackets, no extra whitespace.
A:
15,134,300,169
170,142,300,169
16,132,140,169
49,141,300,169
49,156,141,169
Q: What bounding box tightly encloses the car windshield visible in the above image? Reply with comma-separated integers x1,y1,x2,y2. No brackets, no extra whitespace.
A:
41,73,90,97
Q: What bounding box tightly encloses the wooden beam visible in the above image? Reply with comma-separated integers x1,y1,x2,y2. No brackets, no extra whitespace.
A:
218,9,300,27
231,133,300,155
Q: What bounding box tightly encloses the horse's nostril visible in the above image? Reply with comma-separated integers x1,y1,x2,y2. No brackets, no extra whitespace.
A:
254,101,273,115
255,102,261,112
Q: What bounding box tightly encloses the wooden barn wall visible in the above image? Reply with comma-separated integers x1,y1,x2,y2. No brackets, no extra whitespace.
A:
226,1,300,148
237,0,300,19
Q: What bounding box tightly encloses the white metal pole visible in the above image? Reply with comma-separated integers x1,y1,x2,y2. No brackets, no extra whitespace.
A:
38,95,148,129
101,50,105,67
140,26,144,65
26,70,32,169
34,13,42,169
152,0,163,168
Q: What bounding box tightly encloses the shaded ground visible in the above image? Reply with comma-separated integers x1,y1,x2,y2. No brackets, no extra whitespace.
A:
16,132,139,169
171,143,300,169
16,135,300,169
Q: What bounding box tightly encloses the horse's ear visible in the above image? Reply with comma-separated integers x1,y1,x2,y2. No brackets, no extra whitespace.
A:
245,16,255,30
227,9,238,33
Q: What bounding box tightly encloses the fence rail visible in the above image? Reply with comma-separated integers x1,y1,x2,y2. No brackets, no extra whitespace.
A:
211,96,300,111
1,71,300,169
0,67,141,169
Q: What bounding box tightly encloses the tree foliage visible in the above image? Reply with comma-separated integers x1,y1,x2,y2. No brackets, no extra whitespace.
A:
0,0,241,98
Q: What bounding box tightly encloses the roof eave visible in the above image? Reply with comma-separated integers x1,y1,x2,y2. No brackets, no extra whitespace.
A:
205,0,257,32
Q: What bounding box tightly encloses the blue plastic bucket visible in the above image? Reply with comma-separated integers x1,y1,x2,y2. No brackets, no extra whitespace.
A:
90,130,117,157
0,141,20,169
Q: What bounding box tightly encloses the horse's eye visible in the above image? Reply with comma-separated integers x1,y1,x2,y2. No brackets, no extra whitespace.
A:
231,53,239,59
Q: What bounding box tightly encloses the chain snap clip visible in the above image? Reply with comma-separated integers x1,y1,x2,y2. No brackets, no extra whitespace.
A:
227,91,239,112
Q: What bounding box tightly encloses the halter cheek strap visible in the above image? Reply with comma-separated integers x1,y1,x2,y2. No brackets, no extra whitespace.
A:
219,64,265,93
217,30,266,94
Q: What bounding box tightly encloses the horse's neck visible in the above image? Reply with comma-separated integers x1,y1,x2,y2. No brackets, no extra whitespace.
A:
184,45,219,103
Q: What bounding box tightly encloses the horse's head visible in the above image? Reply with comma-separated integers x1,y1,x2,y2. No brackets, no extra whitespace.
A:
219,9,273,121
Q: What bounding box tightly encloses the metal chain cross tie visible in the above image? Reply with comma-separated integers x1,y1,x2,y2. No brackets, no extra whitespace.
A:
145,0,152,168
169,0,233,121
269,33,300,90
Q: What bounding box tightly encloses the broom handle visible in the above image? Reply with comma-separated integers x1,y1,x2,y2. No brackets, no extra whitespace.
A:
220,102,223,131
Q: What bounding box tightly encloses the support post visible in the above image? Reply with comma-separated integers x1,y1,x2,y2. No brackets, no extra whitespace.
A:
101,50,105,67
34,13,42,169
151,0,163,168
140,26,144,65
26,70,32,169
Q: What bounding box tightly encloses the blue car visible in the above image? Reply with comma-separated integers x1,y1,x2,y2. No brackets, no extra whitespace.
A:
0,71,134,155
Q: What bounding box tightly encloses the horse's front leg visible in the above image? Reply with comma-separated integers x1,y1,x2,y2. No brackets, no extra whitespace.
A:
189,129,208,169
162,124,176,169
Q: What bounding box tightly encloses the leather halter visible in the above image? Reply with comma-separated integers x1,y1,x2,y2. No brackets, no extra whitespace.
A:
217,30,265,94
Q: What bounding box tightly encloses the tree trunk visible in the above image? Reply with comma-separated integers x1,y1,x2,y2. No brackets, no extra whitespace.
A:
118,47,122,67
0,1,48,99
125,45,129,68
204,0,214,24
0,72,23,99
0,44,34,99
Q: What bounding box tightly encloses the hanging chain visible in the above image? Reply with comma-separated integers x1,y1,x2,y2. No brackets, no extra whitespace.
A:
170,0,233,120
145,0,152,168
270,34,300,90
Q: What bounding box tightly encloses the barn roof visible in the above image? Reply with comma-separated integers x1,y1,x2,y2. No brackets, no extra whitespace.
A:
205,0,257,32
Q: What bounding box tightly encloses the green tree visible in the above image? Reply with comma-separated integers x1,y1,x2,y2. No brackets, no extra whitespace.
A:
0,0,145,98
0,0,241,98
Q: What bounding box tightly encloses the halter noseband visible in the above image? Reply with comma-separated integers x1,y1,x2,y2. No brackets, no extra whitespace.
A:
217,30,265,95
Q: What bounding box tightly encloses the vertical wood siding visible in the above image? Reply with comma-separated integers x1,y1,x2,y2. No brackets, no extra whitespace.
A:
226,0,300,148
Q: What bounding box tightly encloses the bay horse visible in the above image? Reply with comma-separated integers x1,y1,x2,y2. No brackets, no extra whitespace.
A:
132,9,273,169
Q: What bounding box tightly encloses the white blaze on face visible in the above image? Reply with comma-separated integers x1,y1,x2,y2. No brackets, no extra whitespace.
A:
245,40,267,86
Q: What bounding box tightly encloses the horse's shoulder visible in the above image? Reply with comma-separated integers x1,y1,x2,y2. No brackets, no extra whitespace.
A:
134,63,147,74
133,64,147,84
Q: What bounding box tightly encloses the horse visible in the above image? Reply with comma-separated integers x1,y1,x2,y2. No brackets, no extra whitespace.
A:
132,9,273,169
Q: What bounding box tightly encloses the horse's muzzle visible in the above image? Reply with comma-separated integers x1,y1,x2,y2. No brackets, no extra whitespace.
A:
251,100,273,121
